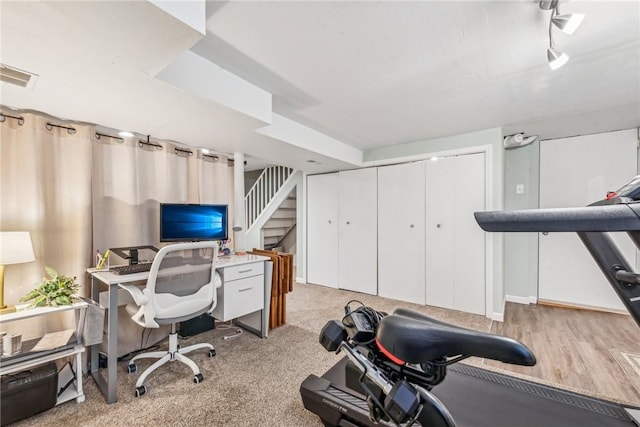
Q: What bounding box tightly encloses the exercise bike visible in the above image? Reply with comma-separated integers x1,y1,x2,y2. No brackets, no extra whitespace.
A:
301,175,640,427
301,301,536,426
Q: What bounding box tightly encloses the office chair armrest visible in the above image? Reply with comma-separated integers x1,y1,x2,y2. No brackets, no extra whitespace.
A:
215,272,223,289
119,283,150,306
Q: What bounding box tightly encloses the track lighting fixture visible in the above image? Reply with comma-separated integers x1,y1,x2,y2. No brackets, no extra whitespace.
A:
539,0,584,70
504,133,538,149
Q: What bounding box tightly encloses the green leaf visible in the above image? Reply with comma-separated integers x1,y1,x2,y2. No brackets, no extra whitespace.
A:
44,266,58,279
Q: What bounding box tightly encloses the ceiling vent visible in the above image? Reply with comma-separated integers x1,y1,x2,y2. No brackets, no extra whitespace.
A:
0,64,38,89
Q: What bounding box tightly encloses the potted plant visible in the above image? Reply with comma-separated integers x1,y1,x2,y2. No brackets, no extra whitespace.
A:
20,266,80,307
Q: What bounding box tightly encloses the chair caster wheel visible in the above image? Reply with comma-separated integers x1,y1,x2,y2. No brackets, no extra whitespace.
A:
208,349,216,357
135,385,148,397
194,373,204,384
127,364,137,374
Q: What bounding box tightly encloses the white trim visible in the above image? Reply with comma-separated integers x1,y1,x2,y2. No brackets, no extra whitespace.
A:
482,144,494,319
505,295,532,305
529,296,538,304
492,311,504,322
296,277,306,284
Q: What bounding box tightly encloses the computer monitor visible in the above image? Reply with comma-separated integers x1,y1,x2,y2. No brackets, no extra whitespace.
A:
160,203,229,242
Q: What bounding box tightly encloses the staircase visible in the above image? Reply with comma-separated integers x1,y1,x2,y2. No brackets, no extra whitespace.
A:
262,191,296,250
245,166,301,251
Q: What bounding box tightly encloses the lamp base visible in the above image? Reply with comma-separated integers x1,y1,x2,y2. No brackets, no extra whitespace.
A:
0,304,17,315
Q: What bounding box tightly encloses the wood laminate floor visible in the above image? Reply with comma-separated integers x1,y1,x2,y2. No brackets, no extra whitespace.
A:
485,302,640,406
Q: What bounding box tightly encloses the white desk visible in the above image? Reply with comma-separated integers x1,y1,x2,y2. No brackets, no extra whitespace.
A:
0,301,88,405
87,254,271,404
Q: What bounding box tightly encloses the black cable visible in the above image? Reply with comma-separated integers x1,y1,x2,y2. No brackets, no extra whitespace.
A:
342,300,386,345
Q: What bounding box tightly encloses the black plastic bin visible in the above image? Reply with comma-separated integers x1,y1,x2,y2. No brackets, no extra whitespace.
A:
1,362,57,426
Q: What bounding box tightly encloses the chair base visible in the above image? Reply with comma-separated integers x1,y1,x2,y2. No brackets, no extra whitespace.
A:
128,323,215,395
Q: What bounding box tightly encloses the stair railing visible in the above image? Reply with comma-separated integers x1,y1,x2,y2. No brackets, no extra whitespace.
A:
245,166,294,230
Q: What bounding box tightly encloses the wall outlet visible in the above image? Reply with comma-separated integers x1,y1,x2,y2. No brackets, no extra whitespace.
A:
516,184,525,194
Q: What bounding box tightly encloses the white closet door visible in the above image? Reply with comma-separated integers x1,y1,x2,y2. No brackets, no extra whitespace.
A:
425,153,486,315
307,173,339,288
339,168,378,295
378,161,426,304
539,130,637,311
452,153,485,315
425,157,455,309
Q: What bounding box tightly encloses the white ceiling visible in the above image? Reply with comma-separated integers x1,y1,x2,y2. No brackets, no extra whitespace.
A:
1,1,639,173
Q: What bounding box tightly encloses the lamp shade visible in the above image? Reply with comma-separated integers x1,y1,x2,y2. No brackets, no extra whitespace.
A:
552,13,585,35
0,231,35,265
547,48,569,70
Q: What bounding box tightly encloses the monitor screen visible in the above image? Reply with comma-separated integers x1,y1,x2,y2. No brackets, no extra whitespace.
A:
160,204,229,242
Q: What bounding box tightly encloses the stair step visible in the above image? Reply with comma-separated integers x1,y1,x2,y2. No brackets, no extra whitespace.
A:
280,199,296,209
264,236,279,245
263,227,286,237
265,218,294,229
271,209,296,219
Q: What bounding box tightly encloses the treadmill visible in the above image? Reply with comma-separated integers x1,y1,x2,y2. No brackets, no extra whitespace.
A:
301,176,640,426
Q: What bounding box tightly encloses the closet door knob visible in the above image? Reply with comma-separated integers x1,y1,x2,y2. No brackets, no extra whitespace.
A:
436,224,441,228
409,224,415,228
346,221,351,225
328,220,332,224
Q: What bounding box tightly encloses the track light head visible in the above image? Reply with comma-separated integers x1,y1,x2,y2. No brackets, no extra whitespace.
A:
547,48,569,70
552,13,585,35
504,133,539,149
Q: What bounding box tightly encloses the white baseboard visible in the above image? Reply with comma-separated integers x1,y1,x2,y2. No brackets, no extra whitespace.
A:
505,295,538,305
491,297,505,322
296,277,306,284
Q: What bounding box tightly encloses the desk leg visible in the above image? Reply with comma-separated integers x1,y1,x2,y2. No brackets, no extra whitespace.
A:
106,282,118,403
89,277,118,404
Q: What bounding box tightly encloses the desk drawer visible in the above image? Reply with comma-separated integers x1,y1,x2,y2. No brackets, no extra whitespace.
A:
222,262,264,282
212,274,264,321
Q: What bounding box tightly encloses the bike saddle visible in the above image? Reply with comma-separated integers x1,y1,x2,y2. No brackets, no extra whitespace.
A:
375,308,536,366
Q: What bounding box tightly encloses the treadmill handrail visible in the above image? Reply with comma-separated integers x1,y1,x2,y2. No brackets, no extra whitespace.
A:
475,204,640,233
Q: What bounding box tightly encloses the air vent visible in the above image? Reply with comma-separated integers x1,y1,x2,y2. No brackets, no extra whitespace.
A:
0,64,38,88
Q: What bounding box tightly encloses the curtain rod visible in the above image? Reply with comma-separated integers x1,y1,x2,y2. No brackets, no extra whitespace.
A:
46,122,76,134
95,132,124,143
0,112,25,125
138,135,162,150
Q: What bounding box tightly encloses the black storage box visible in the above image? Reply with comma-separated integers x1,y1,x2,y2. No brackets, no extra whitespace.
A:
1,362,58,426
179,313,215,338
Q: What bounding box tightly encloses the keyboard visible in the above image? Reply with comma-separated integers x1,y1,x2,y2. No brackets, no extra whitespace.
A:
110,263,152,275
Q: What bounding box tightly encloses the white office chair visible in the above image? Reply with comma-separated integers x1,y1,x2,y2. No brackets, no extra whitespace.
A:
119,241,221,397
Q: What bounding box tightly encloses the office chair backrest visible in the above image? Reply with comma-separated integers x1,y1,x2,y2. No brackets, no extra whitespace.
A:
143,241,219,326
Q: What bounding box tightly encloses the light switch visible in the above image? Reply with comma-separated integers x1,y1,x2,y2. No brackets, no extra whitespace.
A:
516,184,525,194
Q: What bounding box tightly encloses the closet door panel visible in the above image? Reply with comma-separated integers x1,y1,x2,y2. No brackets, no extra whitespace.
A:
378,162,426,304
539,130,637,310
425,157,455,309
307,173,339,288
339,168,378,295
452,153,485,315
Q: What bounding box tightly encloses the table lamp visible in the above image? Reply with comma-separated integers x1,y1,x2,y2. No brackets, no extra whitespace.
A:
0,231,35,314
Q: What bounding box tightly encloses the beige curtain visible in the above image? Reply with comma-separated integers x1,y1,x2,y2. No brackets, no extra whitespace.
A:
91,132,235,356
92,137,235,256
1,108,236,349
0,112,93,303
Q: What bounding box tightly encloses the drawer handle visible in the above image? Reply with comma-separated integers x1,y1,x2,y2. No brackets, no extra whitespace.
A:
238,269,253,274
238,287,253,292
